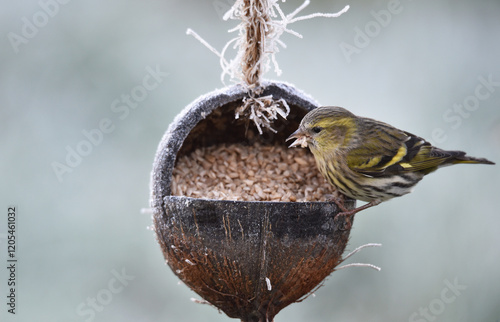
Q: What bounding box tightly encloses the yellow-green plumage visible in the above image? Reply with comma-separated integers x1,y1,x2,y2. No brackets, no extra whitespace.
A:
287,106,495,215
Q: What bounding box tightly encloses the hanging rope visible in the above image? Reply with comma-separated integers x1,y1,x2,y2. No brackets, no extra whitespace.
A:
187,0,350,134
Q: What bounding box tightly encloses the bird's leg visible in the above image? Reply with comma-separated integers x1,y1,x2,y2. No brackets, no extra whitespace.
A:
335,200,382,219
326,195,381,229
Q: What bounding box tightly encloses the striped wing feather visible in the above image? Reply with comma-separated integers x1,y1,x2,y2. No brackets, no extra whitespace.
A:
347,119,446,176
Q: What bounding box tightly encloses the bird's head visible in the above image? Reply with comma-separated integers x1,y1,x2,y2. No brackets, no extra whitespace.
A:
286,106,357,154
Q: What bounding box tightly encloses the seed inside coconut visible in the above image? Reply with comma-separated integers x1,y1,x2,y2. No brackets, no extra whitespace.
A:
172,142,339,202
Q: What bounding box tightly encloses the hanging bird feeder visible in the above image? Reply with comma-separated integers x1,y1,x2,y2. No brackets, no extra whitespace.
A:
149,1,377,321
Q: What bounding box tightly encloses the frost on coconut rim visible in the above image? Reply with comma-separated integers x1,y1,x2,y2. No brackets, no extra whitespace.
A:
187,0,349,134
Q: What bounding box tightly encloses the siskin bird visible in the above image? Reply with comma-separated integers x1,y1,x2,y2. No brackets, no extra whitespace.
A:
287,106,495,217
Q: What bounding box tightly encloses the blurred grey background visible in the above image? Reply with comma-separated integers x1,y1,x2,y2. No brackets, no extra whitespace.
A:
1,0,499,321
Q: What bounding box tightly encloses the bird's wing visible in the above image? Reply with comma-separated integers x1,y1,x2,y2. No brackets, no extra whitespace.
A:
347,121,444,176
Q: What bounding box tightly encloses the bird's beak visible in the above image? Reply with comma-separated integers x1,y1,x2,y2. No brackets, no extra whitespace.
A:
286,128,309,148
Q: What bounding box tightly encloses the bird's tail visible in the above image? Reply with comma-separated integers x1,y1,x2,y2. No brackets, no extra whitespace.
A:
450,151,495,165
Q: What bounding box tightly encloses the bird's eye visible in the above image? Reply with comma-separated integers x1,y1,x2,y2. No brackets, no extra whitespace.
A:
312,126,323,134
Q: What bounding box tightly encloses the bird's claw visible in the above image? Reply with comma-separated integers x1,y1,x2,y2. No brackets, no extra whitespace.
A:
325,194,350,213
335,211,353,230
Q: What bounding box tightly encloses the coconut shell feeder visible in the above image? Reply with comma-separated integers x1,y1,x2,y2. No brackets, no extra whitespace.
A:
149,2,378,321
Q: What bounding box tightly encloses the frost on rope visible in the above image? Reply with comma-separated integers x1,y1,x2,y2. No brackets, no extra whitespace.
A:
236,94,290,134
187,0,349,134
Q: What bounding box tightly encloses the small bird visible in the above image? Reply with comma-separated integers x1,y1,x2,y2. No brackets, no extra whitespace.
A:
287,106,495,218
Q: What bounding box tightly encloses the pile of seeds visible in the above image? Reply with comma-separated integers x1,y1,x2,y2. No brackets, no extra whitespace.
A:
171,143,338,202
